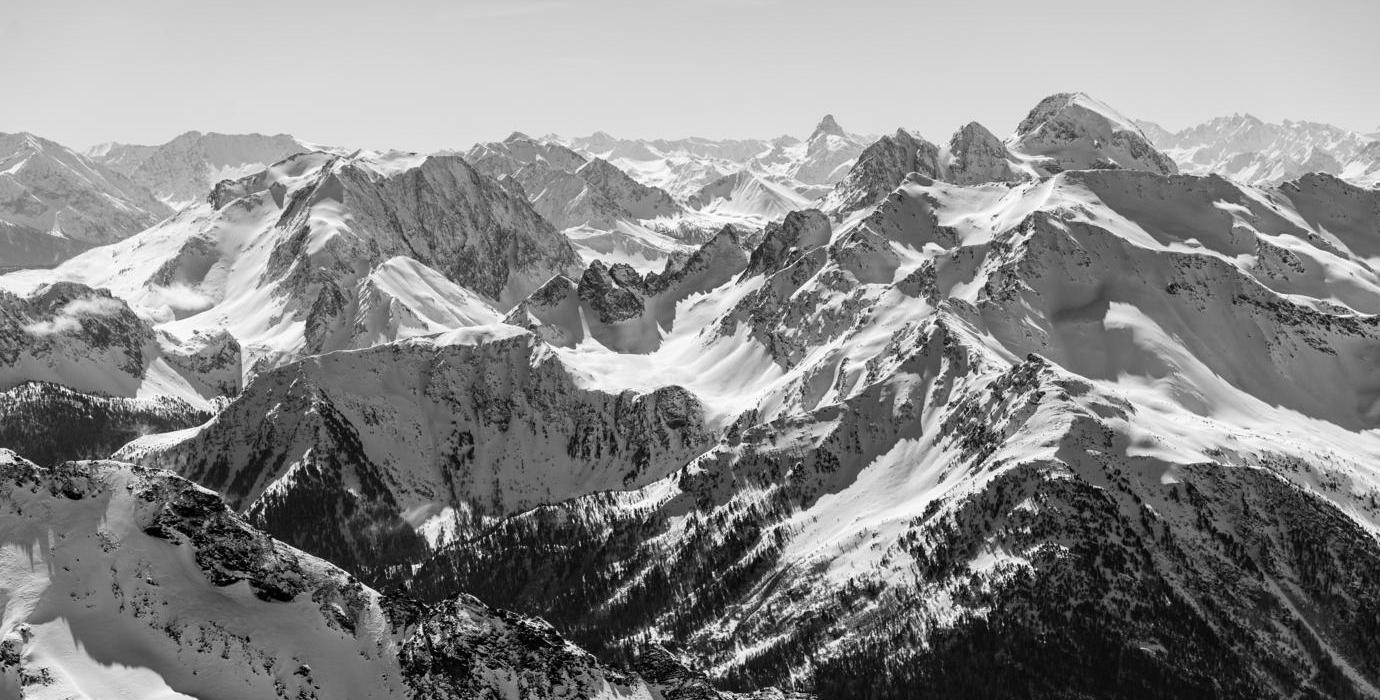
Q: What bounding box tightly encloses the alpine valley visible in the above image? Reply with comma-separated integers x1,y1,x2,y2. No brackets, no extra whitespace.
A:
3,91,1380,700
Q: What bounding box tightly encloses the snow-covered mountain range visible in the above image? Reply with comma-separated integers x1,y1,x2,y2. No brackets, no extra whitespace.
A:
2,149,578,392
560,115,871,214
1140,114,1380,188
463,133,696,271
3,91,1380,699
0,133,170,270
0,130,318,271
89,131,314,209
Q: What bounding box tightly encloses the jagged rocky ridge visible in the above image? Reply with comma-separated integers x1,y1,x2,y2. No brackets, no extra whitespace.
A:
506,224,751,353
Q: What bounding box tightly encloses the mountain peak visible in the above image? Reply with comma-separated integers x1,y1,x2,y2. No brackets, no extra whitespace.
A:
1012,91,1176,175
810,114,846,140
1016,92,1141,138
503,131,532,143
2,131,48,152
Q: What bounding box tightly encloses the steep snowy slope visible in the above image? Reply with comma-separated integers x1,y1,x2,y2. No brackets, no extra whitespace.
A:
394,167,1380,697
1139,114,1380,187
0,133,170,269
89,131,311,209
0,451,683,699
1271,172,1380,263
1,150,573,378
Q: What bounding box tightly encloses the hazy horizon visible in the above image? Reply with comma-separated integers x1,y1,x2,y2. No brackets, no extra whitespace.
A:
5,0,1377,152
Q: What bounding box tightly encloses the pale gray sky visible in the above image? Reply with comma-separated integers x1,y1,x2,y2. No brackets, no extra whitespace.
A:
4,0,1377,151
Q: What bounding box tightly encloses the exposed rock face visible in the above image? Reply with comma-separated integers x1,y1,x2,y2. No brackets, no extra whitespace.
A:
0,282,154,396
0,282,235,459
577,157,683,220
944,121,1020,185
401,595,652,699
581,260,648,324
89,131,309,207
820,129,941,219
808,115,846,140
644,225,750,298
289,153,583,309
633,644,812,700
1011,92,1178,175
742,209,831,278
510,224,750,353
0,132,170,268
159,328,243,397
465,134,697,270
